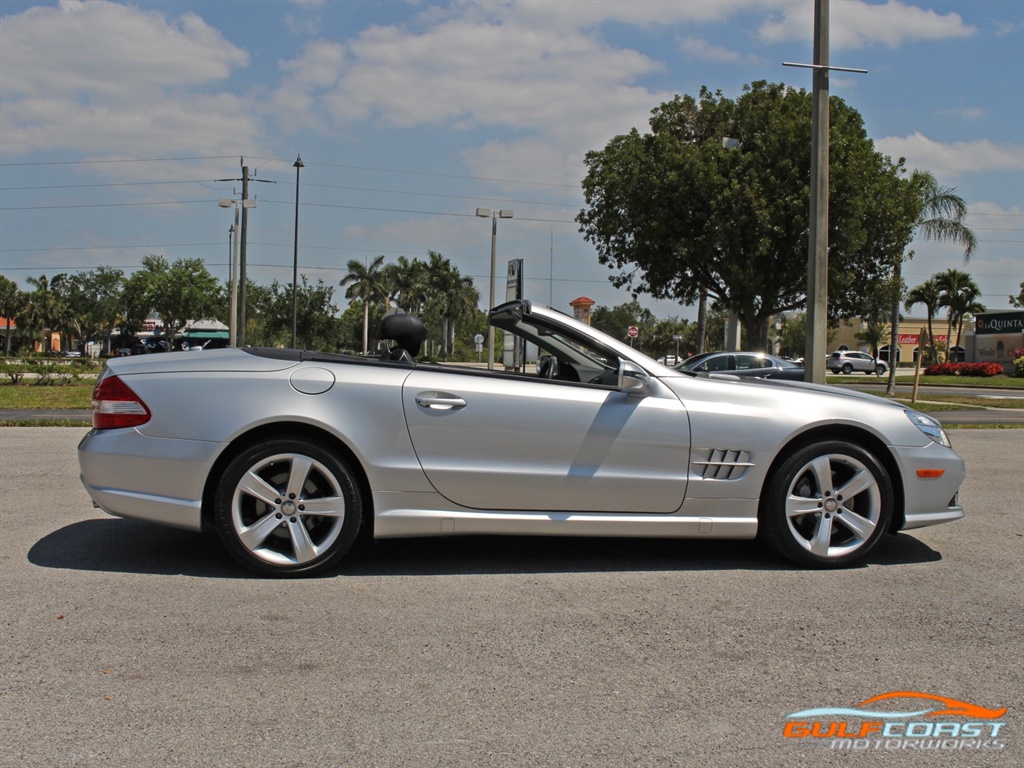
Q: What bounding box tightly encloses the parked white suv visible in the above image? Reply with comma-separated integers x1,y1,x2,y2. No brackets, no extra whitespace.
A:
828,350,888,375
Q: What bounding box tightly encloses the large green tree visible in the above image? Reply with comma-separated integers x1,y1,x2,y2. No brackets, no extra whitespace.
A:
578,81,920,351
140,255,222,350
590,301,655,345
260,277,342,350
69,266,125,353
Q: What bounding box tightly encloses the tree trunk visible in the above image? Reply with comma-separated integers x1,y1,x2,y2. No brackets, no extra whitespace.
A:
440,316,450,356
362,301,369,354
742,316,771,353
885,258,902,396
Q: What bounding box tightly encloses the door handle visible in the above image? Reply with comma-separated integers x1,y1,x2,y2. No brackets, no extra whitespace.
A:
415,392,467,409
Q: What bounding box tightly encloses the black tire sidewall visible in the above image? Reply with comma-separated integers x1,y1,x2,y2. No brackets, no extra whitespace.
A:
214,438,362,577
760,440,893,569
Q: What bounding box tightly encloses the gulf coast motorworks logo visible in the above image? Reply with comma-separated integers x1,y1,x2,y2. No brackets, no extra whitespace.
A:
783,691,1008,752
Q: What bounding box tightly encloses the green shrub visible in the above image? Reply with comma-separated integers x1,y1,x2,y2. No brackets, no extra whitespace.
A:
0,362,29,384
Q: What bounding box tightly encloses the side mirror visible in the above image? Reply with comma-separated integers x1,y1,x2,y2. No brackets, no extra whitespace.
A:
618,361,651,395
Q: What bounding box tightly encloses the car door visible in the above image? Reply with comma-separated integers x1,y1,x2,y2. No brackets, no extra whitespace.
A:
401,368,690,513
733,354,769,377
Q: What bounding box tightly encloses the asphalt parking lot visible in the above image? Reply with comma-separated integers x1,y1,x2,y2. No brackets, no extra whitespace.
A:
2,428,1021,768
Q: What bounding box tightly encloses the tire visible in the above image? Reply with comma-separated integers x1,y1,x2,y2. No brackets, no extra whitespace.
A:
760,440,893,568
875,364,886,375
214,438,363,576
841,363,853,375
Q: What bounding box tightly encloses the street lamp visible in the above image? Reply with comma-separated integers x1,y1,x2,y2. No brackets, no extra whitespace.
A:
228,223,236,347
475,207,514,369
218,197,256,346
291,154,304,349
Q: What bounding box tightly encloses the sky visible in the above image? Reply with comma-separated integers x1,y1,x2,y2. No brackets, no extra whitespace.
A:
1,0,1022,322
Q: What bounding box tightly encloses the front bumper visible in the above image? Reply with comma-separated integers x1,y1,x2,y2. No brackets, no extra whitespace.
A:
891,441,966,530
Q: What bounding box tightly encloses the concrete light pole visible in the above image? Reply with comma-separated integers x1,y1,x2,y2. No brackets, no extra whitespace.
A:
291,154,304,349
218,197,255,347
475,208,514,369
784,0,866,383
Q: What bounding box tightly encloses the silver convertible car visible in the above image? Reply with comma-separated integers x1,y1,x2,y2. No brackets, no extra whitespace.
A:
79,300,965,576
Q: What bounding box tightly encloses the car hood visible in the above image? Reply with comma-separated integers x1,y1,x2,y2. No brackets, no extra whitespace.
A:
664,370,899,407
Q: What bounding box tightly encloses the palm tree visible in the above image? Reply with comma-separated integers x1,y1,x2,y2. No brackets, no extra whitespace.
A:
425,251,479,357
885,171,977,393
339,255,387,354
904,278,942,363
382,256,428,314
0,276,25,355
936,269,985,359
21,275,68,354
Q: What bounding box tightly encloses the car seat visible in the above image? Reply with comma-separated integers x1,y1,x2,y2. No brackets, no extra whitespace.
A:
378,313,426,363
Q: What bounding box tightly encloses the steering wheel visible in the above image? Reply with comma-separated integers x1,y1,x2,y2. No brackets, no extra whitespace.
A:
537,355,559,379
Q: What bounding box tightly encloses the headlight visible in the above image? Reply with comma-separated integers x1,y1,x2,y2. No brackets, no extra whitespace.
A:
906,410,951,448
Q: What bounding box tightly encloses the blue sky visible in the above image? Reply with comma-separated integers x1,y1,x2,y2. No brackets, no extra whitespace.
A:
1,0,1021,321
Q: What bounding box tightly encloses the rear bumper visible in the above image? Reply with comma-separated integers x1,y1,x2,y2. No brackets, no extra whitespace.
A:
78,428,223,532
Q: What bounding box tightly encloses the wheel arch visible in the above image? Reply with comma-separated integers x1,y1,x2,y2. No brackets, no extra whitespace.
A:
200,421,374,535
759,425,905,532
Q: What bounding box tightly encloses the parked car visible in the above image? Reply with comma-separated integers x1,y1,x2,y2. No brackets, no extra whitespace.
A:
675,351,806,381
828,350,888,375
79,300,964,576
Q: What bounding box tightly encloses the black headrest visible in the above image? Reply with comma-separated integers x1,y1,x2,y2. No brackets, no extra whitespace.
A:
378,313,425,357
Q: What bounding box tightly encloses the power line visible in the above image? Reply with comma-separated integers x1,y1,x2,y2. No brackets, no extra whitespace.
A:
0,155,239,167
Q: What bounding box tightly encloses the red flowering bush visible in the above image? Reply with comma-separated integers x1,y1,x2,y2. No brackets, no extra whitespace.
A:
924,362,1005,377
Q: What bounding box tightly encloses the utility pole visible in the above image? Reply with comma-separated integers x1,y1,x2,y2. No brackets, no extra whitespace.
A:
805,0,829,384
784,0,866,383
239,161,249,347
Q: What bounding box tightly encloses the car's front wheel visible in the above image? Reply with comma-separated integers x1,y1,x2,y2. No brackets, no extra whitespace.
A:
841,363,853,374
214,438,363,576
760,440,893,568
875,363,886,375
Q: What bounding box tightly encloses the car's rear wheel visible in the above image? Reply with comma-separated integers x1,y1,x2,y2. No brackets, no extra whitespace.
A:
841,363,853,374
760,440,893,568
214,438,362,577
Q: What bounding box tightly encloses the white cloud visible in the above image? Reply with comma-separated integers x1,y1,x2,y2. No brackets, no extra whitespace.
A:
269,9,674,187
758,0,976,50
876,133,1024,178
0,0,257,160
678,37,745,64
937,107,987,122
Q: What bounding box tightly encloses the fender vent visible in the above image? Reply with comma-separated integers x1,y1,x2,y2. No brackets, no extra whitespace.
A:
694,449,754,480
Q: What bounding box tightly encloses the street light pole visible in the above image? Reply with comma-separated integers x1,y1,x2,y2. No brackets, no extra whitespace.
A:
475,207,514,369
219,197,255,347
784,0,866,383
228,222,237,348
291,154,304,349
239,164,249,347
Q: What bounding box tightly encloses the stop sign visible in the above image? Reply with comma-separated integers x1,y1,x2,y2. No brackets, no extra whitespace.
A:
627,326,639,338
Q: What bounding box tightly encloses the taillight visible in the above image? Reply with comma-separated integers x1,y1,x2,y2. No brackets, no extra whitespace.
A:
91,375,151,429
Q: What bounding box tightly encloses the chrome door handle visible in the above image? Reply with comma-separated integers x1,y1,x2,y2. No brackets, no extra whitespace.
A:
415,392,467,409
